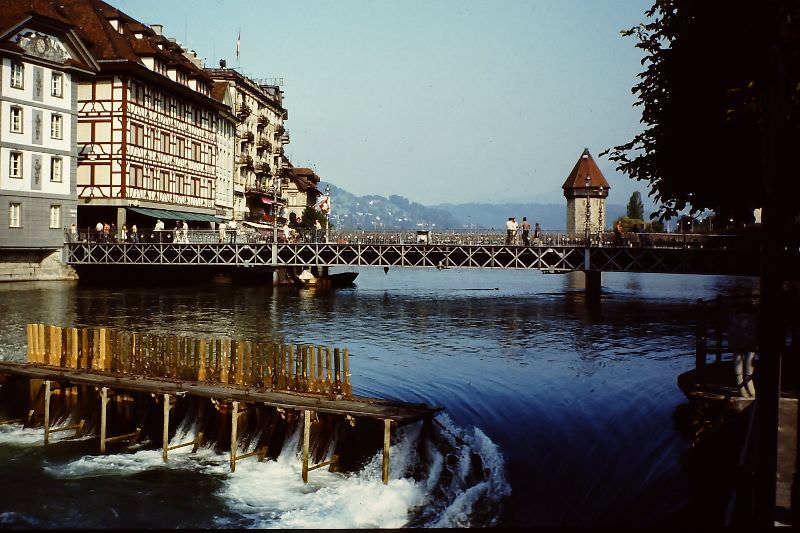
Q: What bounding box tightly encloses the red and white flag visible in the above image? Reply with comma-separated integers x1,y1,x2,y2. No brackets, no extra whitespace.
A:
236,31,240,60
317,195,330,215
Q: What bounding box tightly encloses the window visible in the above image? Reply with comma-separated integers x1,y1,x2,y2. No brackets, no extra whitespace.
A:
49,205,61,228
9,152,22,178
10,107,22,133
161,131,170,153
192,142,201,162
131,165,143,187
177,137,185,159
50,157,62,182
50,114,63,139
51,72,63,97
9,203,21,228
10,62,23,89
131,122,144,146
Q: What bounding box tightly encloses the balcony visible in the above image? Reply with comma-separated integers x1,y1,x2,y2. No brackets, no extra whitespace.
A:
254,161,270,175
257,114,270,127
236,104,251,119
256,136,272,150
238,155,254,168
241,131,254,144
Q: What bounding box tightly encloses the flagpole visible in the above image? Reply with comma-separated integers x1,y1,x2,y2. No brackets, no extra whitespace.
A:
236,28,241,69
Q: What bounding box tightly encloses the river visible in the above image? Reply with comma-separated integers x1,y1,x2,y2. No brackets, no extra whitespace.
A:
0,268,760,527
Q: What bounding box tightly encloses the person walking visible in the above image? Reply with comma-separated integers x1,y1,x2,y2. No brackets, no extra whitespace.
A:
95,221,104,243
505,217,514,245
218,222,227,243
228,219,237,243
534,222,541,243
130,224,138,243
521,217,531,246
154,219,165,242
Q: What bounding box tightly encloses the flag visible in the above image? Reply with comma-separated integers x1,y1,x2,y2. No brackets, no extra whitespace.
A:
236,31,240,60
316,195,330,215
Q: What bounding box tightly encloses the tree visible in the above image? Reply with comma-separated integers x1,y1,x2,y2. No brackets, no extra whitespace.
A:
626,191,644,220
602,0,799,224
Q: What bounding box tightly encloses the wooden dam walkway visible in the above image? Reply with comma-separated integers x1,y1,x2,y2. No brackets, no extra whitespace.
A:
0,324,442,483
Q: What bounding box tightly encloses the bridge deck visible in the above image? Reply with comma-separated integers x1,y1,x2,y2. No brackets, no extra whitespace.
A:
0,361,441,424
63,240,778,276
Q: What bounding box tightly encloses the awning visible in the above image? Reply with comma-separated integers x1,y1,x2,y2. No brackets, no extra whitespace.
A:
260,197,275,204
127,206,222,223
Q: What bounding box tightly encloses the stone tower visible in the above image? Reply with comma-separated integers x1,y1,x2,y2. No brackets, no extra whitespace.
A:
562,148,610,235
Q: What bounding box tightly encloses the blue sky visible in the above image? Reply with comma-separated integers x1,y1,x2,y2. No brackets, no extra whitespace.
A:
115,0,655,210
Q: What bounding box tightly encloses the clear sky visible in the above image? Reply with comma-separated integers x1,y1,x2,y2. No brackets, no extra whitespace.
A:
115,0,655,210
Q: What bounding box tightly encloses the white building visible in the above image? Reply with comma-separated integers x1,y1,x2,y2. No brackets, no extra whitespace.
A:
0,7,97,279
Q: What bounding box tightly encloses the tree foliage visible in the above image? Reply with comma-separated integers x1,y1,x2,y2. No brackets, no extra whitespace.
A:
626,191,645,220
603,0,800,223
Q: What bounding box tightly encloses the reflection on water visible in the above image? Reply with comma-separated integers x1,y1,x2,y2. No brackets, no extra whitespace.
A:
0,268,761,527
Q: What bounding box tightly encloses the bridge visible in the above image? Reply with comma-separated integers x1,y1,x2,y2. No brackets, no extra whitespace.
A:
63,229,800,294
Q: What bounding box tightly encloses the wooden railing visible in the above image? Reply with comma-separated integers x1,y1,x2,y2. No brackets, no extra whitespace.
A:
25,324,352,397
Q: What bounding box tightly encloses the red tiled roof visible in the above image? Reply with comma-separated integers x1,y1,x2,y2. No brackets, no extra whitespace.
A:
562,148,611,190
2,0,210,82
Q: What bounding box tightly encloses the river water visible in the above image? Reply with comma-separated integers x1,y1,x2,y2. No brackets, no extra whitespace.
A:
0,268,760,528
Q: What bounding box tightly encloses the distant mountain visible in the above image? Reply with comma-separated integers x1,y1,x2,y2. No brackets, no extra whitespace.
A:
322,182,626,231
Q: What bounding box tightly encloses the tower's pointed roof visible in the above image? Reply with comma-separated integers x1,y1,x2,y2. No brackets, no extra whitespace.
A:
562,148,611,190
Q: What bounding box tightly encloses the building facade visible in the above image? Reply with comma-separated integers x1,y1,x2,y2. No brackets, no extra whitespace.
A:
0,10,97,251
562,148,610,236
61,3,228,232
205,69,289,225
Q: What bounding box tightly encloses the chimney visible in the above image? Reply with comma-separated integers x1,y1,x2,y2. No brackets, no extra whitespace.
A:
151,24,162,35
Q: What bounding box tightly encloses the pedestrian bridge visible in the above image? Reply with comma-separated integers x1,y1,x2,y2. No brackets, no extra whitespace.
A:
63,230,791,277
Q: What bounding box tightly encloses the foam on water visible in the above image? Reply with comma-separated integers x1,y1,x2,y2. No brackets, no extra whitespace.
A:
0,412,510,527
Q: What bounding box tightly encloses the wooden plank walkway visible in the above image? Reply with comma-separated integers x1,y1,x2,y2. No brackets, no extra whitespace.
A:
0,361,441,424
776,397,797,525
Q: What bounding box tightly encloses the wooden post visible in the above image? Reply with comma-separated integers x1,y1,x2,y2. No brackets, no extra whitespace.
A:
99,387,109,453
98,328,107,371
37,324,45,363
309,347,317,393
198,339,207,381
162,393,170,462
80,328,89,369
43,380,51,445
69,328,79,369
288,344,295,390
46,325,54,365
221,339,230,384
316,346,323,393
325,347,332,393
382,418,391,484
343,348,351,397
230,401,239,472
302,409,311,483
26,324,33,362
334,348,341,393
235,341,244,385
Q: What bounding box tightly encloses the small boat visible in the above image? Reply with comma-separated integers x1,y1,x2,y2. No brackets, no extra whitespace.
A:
293,268,358,288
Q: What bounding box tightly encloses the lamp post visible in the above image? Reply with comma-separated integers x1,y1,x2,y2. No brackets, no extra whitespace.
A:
272,165,281,244
598,185,604,243
324,184,331,243
584,174,591,244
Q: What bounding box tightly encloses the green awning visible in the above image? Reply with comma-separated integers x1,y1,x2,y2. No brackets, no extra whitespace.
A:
127,206,222,223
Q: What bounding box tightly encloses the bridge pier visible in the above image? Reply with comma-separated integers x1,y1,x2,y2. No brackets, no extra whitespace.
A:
584,271,601,301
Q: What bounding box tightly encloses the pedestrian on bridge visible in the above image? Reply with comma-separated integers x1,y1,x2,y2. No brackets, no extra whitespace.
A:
521,217,531,246
506,217,518,245
95,221,103,243
218,222,227,243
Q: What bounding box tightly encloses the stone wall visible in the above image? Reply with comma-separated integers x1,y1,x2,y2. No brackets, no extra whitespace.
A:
0,249,78,282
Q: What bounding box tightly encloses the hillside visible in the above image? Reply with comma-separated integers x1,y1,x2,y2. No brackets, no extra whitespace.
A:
321,182,627,231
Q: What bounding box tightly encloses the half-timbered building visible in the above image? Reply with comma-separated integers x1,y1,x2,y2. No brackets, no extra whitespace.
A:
40,0,229,233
